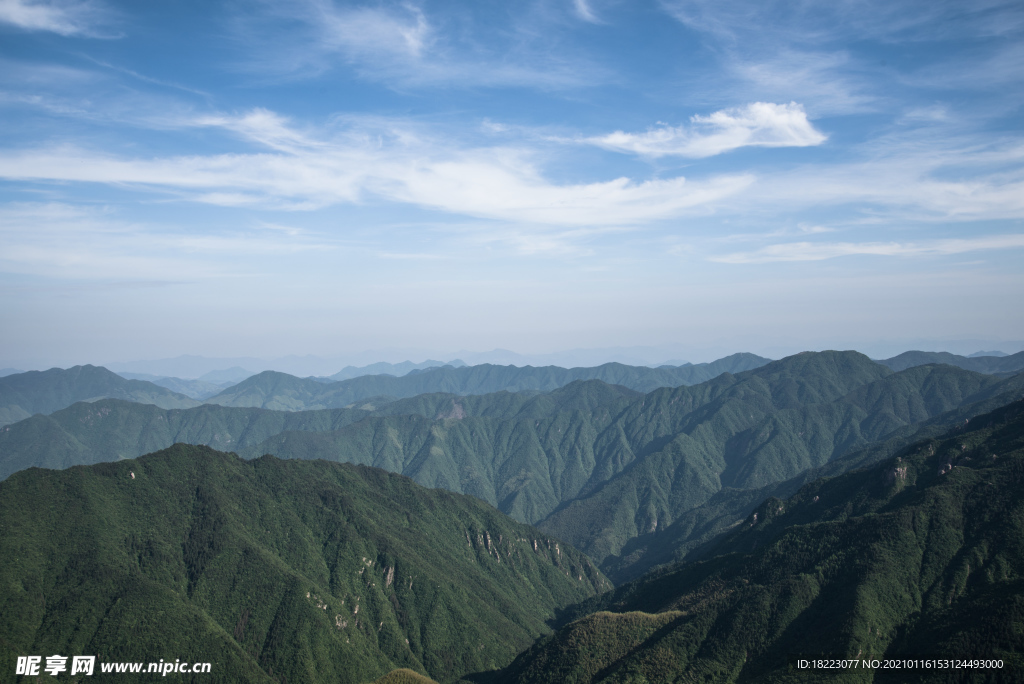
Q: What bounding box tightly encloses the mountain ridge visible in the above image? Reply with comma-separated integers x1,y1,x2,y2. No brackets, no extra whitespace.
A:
0,365,200,427
205,354,773,411
879,350,1024,374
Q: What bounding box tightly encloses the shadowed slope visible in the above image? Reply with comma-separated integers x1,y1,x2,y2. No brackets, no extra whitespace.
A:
497,400,1024,683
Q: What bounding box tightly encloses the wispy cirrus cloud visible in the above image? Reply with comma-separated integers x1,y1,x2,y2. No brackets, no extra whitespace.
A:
0,0,113,37
587,102,826,158
659,1,1024,117
660,0,1024,45
713,234,1024,263
0,109,755,225
231,0,605,89
737,127,1024,222
572,0,600,23
728,51,875,115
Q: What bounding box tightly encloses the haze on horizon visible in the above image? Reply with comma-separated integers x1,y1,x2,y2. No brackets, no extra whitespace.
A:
1,0,1022,370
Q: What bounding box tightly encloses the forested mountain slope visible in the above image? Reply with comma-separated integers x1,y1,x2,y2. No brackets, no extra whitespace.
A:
535,355,1010,568
497,399,1024,683
602,367,1024,582
0,380,640,482
0,365,199,427
206,353,770,410
0,445,606,684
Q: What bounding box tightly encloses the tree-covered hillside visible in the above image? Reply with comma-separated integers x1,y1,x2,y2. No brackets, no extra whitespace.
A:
496,399,1024,683
536,356,1018,571
0,445,606,684
0,365,200,427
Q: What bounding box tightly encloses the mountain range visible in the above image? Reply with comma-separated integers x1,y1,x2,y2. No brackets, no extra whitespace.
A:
496,398,1024,682
325,360,468,382
6,350,1023,430
3,348,1024,683
0,365,199,427
878,350,1024,375
3,384,1023,682
116,372,243,400
4,351,1023,587
204,354,772,411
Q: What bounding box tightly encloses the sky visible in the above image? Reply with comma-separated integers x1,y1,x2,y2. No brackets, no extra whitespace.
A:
1,0,1022,369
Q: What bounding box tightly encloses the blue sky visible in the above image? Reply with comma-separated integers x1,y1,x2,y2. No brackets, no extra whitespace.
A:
1,0,1022,368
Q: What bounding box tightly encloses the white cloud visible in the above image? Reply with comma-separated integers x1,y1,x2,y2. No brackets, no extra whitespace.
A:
587,102,826,158
736,131,1024,222
729,51,874,115
231,0,606,89
713,234,1024,263
0,110,756,226
0,0,109,36
573,0,599,23
312,1,430,61
660,0,1023,45
194,109,325,154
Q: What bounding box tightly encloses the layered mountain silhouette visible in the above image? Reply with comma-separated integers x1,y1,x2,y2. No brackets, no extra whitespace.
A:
204,354,772,411
326,360,466,382
7,350,1019,429
0,365,199,427
878,350,1024,375
0,355,769,426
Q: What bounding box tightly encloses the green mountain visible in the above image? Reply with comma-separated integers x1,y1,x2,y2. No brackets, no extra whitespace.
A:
206,354,771,411
0,444,607,684
0,400,374,481
535,356,1011,571
117,372,237,400
0,365,200,427
879,350,1024,375
204,371,338,411
496,399,1024,683
601,367,1024,583
3,353,1022,587
231,354,1019,580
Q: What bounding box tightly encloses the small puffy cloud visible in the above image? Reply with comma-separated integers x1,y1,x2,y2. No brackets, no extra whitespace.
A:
0,0,108,36
588,102,827,158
